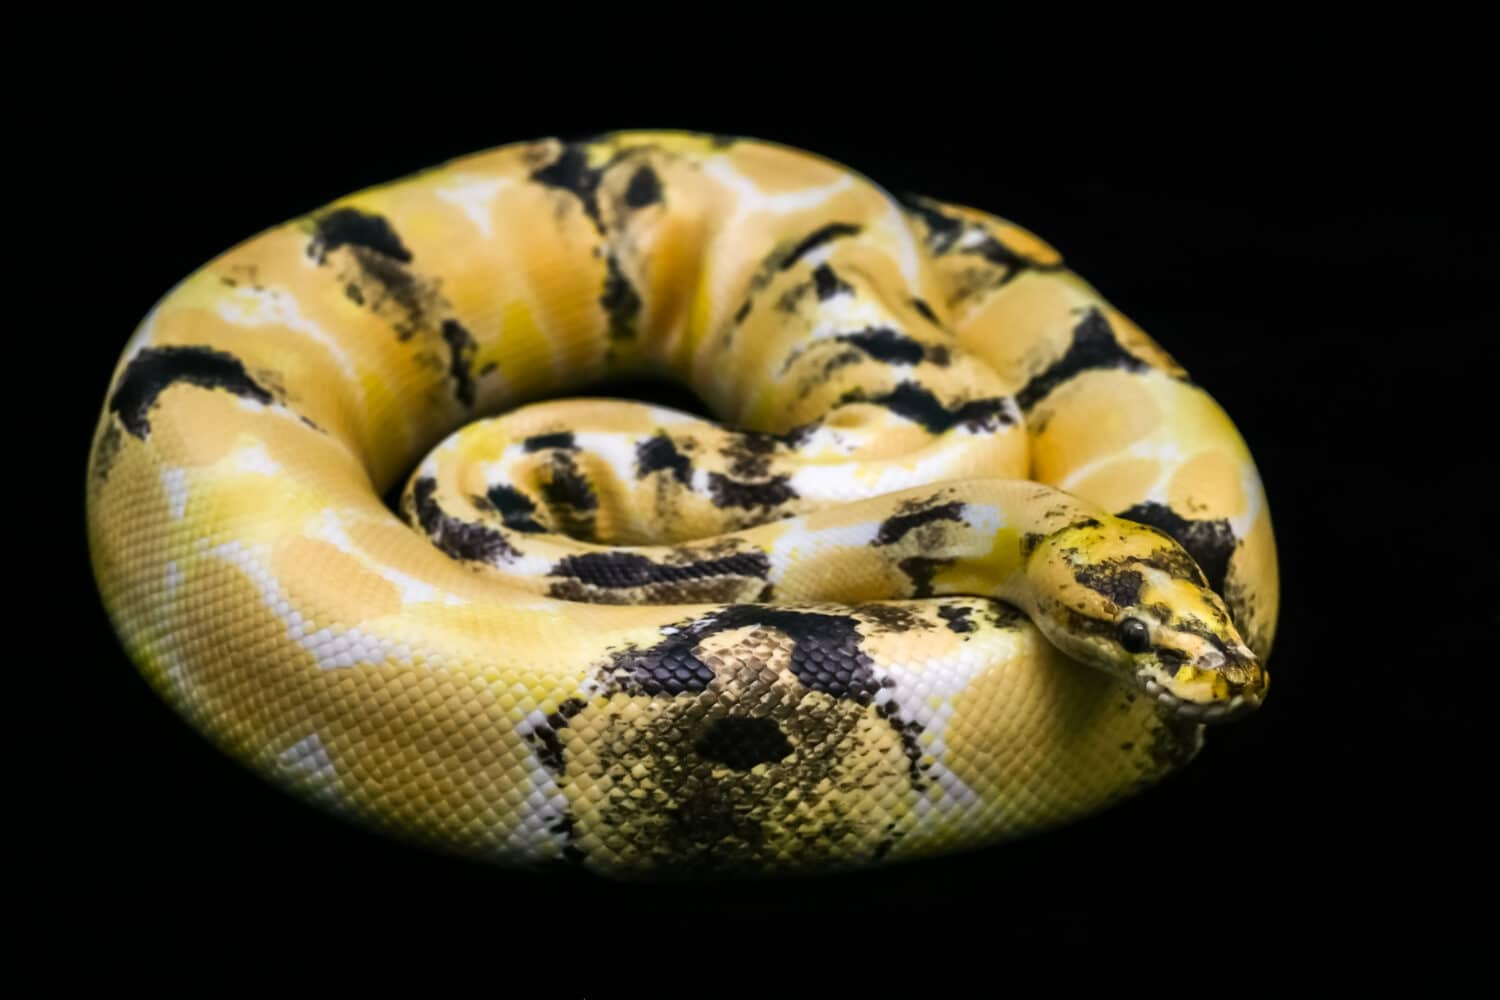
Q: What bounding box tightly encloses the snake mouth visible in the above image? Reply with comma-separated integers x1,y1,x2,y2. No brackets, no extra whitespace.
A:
1138,674,1265,723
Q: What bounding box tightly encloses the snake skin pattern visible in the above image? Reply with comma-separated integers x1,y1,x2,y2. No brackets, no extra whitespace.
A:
87,132,1279,877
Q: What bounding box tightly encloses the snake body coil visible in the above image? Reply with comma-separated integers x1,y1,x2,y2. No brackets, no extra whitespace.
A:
88,132,1278,876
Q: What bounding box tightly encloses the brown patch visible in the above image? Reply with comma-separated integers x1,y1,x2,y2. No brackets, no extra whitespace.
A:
854,604,927,632
561,649,919,875
547,575,766,606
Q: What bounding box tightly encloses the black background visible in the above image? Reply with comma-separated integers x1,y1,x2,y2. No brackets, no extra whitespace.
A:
12,12,1488,992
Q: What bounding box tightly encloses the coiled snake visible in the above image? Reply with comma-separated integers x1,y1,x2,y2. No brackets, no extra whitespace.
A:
87,132,1278,876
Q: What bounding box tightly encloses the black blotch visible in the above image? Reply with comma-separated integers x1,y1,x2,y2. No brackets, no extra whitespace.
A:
779,422,818,448
608,629,718,696
841,381,1016,434
1173,620,1249,667
411,477,518,563
530,142,605,232
524,431,577,453
901,194,1059,282
308,207,413,264
695,716,793,771
92,423,123,481
706,474,797,510
1117,501,1237,596
524,697,587,774
1062,607,1120,643
842,382,942,430
811,348,864,380
911,298,939,323
730,608,882,701
813,263,853,300
596,606,932,801
1015,309,1150,411
332,243,435,340
937,605,976,634
875,500,966,546
780,222,862,271
623,165,663,209
980,602,1028,631
635,433,693,484
721,431,779,478
541,452,598,513
855,604,926,632
1155,647,1188,671
900,195,964,253
1020,532,1047,559
552,696,586,725
439,319,477,406
1143,601,1175,623
344,283,364,305
729,223,860,333
529,723,565,773
1073,564,1146,608
964,233,1061,281
873,698,929,786
109,345,275,439
773,278,816,315
950,396,1019,431
1141,546,1209,586
897,556,953,598
835,327,927,366
482,485,547,533
550,550,771,589
605,605,885,701
601,255,642,340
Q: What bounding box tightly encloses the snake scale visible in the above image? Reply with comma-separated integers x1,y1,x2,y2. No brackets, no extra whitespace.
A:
87,131,1278,877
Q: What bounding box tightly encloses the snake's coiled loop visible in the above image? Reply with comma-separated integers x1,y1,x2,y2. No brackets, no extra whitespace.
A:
88,132,1277,876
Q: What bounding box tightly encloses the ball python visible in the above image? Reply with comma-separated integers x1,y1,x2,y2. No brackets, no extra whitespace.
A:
87,131,1279,877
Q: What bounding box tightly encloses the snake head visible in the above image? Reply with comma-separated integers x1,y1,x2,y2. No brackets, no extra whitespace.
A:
1022,516,1267,723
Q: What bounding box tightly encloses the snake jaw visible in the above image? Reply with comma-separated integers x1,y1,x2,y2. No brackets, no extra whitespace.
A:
1139,674,1262,722
1136,647,1268,723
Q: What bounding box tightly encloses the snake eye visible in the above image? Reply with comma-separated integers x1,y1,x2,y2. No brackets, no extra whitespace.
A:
1118,617,1151,654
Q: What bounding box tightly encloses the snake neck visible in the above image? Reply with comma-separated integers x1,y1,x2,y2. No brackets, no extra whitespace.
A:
861,479,1105,615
